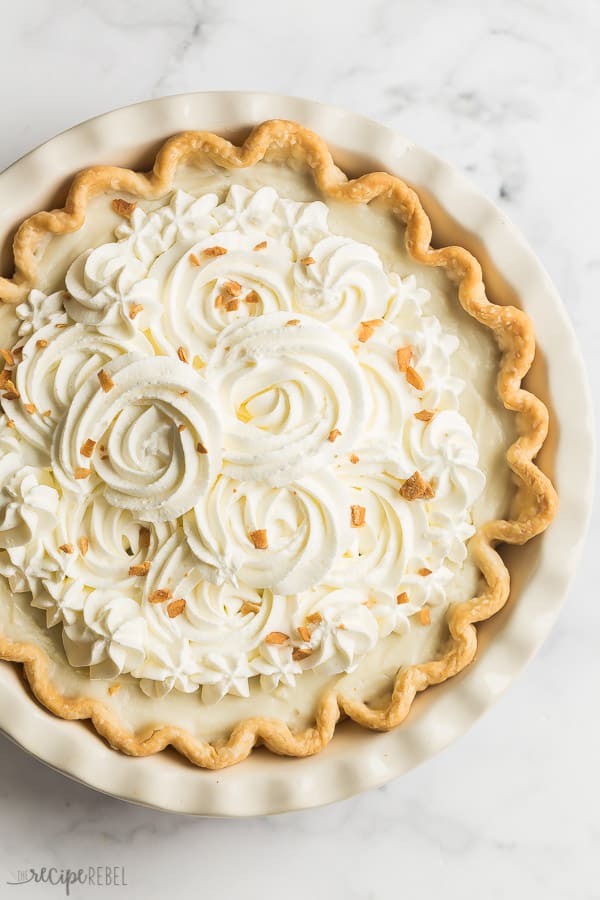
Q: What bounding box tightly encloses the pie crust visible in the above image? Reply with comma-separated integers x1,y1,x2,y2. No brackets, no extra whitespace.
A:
0,120,557,768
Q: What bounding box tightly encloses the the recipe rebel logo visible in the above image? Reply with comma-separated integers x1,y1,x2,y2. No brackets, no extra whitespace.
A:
6,866,128,895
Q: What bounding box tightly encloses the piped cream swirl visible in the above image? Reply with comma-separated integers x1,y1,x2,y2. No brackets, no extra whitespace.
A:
206,311,368,484
52,354,222,521
5,322,154,454
184,470,350,594
150,232,294,361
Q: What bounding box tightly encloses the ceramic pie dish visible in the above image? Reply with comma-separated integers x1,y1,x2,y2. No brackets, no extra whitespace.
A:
0,93,592,815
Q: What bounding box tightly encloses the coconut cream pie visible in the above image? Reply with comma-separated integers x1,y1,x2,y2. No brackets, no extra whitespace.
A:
0,121,557,768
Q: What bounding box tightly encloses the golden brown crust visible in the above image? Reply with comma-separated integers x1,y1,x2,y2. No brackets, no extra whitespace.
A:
0,119,558,768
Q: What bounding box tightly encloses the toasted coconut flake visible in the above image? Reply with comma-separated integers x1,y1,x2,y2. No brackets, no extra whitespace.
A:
149,588,173,604
417,567,432,576
196,441,208,454
1,349,15,366
225,297,240,312
74,467,91,480
177,346,189,363
223,280,242,296
418,607,431,625
42,409,52,417
349,453,360,464
396,345,413,373
351,504,366,527
189,253,201,267
112,198,137,218
358,322,375,342
240,600,261,615
138,527,151,550
292,647,313,661
265,631,289,645
129,561,151,577
129,303,144,320
245,290,260,304
179,390,189,397
36,339,48,349
301,256,315,266
285,319,300,326
298,625,311,642
306,612,322,625
78,537,89,557
2,390,19,401
0,370,9,387
58,543,74,554
55,323,68,329
253,241,267,251
6,419,15,429
396,592,409,604
328,428,342,442
80,438,96,458
24,403,37,415
167,599,186,618
203,246,227,257
399,471,435,501
414,409,435,422
249,528,268,550
97,369,114,392
406,366,425,391
178,424,186,433
108,684,121,696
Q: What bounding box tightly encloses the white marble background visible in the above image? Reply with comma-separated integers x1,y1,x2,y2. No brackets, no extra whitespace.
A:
0,1,598,897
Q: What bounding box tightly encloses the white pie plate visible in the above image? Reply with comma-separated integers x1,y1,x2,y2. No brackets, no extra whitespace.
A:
0,92,593,816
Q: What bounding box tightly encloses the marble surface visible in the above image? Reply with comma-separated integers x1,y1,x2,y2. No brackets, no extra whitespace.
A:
0,1,598,897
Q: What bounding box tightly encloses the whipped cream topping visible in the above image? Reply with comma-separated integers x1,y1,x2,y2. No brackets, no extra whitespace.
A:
0,184,486,703
206,311,368,484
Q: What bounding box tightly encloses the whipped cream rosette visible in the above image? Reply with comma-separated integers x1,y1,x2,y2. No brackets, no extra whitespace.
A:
52,353,222,521
292,235,392,327
3,322,154,453
205,310,369,484
149,232,294,362
184,469,349,594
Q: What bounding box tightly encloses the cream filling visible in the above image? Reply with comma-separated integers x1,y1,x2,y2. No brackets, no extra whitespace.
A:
0,162,514,741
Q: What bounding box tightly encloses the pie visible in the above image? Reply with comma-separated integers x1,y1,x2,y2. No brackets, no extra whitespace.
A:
0,121,557,768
